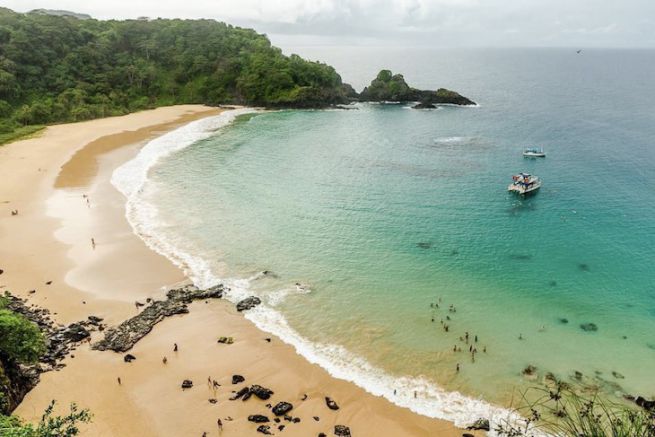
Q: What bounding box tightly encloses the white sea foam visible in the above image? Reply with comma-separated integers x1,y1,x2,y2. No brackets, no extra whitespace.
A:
434,136,468,144
111,108,542,436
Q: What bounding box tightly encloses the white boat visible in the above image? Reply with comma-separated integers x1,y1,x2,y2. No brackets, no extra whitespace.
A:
508,173,542,194
523,147,546,157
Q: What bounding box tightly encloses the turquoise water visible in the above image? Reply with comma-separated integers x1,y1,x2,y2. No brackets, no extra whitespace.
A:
120,49,655,424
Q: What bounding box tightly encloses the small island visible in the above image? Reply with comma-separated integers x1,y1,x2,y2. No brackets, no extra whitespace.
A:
358,69,476,107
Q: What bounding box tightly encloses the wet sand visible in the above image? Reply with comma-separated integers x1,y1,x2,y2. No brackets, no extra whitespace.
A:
0,106,482,436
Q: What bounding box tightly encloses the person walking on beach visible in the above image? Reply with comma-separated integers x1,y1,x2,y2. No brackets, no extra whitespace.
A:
117,377,122,385
456,363,460,373
217,418,223,432
162,356,167,364
91,238,96,250
174,343,178,352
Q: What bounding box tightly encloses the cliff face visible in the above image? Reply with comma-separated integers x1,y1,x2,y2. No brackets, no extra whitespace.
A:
359,70,475,106
0,357,37,414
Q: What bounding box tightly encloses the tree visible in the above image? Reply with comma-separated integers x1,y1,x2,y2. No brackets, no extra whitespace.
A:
0,401,91,437
0,309,46,364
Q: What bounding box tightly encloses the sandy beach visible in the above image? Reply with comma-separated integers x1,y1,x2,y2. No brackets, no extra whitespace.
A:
0,105,482,436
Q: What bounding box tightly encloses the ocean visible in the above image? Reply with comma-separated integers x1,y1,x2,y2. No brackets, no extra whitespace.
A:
112,48,655,430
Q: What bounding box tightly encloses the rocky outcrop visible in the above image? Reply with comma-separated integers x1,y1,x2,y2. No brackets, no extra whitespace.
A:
325,396,340,410
636,396,655,411
334,425,352,436
236,296,261,312
413,102,436,109
272,401,293,416
359,70,475,106
92,285,223,352
467,418,490,431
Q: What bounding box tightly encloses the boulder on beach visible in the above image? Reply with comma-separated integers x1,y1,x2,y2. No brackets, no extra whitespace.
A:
467,418,490,431
63,323,90,342
236,296,262,312
334,424,352,436
256,425,273,435
636,396,655,411
230,386,251,400
248,415,270,423
181,379,193,389
232,374,245,384
325,396,340,410
272,401,293,416
123,353,136,363
250,384,274,400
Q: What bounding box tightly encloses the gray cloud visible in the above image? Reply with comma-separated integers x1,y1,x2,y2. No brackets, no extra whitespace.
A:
1,0,654,47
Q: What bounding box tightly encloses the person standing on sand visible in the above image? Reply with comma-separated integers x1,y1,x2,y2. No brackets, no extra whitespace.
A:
174,343,178,352
117,377,121,385
91,238,96,249
217,419,223,431
162,356,167,364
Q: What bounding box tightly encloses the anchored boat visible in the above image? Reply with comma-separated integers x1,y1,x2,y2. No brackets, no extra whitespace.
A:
508,173,541,195
523,147,546,157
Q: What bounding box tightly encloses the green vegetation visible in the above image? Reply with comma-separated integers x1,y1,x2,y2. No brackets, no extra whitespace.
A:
0,401,91,437
0,300,46,364
496,384,655,436
0,298,90,435
359,69,475,105
0,125,44,146
359,70,413,101
0,7,353,141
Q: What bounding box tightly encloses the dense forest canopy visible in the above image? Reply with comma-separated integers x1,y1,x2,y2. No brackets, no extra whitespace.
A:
0,7,355,135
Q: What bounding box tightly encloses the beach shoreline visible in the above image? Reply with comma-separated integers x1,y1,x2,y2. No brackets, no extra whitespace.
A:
1,105,482,436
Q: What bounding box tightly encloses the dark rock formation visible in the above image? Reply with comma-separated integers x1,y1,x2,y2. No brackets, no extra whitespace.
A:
181,379,193,389
236,296,262,312
250,384,274,400
272,401,293,416
580,322,598,332
248,415,270,423
558,317,569,324
230,386,251,401
636,396,655,411
325,396,340,410
413,101,436,109
359,70,475,106
232,374,245,384
93,284,223,352
256,425,273,435
467,418,490,431
611,371,625,379
61,323,90,342
123,354,136,363
334,424,352,436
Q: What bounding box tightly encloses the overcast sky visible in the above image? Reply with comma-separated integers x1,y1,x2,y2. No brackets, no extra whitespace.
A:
2,0,654,48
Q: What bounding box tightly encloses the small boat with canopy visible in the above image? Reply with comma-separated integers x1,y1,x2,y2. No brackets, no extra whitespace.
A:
508,173,541,195
523,147,546,157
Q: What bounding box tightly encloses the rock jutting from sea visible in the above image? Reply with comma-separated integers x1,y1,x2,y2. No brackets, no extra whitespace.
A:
358,69,476,107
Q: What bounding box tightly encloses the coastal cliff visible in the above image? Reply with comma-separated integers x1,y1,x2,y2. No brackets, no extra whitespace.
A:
359,70,475,106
